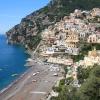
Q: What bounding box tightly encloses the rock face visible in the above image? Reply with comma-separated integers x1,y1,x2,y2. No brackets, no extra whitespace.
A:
6,0,100,49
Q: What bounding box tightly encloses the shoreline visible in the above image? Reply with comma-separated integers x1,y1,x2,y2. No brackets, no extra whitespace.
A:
0,58,62,100
0,34,32,94
0,64,33,94
0,48,33,94
0,41,62,100
0,33,40,94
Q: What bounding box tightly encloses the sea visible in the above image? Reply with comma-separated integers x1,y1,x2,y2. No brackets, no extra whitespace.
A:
0,34,29,90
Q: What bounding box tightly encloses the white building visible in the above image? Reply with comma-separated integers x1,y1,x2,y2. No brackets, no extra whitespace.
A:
65,47,79,55
47,57,73,65
87,34,100,43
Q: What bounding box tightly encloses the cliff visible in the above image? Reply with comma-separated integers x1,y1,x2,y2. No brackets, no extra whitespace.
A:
6,0,100,49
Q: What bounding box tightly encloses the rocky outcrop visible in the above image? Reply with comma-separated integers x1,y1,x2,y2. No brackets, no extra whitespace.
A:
6,0,100,49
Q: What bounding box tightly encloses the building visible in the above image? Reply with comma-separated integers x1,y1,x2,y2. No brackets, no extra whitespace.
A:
47,57,73,65
87,34,100,43
65,32,79,43
91,8,100,17
65,47,79,55
40,47,55,57
79,48,100,68
65,31,79,55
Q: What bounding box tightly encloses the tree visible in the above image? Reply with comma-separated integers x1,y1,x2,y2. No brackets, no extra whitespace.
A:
78,65,100,100
65,77,73,85
77,66,91,84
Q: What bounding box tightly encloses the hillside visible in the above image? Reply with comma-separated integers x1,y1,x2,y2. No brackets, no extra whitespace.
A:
6,0,100,49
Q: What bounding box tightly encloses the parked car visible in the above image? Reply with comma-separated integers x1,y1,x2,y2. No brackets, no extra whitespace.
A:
32,73,37,76
53,73,58,76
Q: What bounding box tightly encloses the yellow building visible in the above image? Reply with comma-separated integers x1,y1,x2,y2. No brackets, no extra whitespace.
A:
79,48,100,68
88,47,98,57
65,31,79,49
66,31,79,43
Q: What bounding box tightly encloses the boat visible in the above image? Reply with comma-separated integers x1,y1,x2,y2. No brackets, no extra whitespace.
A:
11,74,18,77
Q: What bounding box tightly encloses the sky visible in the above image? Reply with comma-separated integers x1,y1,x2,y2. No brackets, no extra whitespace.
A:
0,0,50,34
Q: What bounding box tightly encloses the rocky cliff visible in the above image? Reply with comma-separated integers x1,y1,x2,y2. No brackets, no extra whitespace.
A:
6,0,100,49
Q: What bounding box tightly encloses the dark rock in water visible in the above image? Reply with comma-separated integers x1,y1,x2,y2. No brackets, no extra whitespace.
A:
6,0,100,49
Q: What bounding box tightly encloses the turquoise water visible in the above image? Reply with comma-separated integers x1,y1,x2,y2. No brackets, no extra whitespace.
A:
0,35,29,90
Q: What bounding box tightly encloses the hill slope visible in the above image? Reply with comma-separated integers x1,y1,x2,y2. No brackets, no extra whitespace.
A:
6,0,100,49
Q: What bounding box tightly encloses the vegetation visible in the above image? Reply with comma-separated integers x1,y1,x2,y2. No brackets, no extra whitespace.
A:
51,65,100,100
72,43,100,62
72,44,92,62
88,16,100,23
78,65,100,100
52,79,65,93
7,0,100,49
77,66,92,84
64,67,68,74
27,33,41,49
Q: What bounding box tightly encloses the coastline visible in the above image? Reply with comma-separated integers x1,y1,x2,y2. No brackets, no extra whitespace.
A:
0,46,62,100
0,35,31,92
0,35,62,100
0,32,38,93
0,48,33,93
0,58,62,100
0,46,32,94
0,65,32,94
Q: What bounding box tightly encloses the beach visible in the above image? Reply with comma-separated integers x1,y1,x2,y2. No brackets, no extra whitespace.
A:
0,60,62,100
